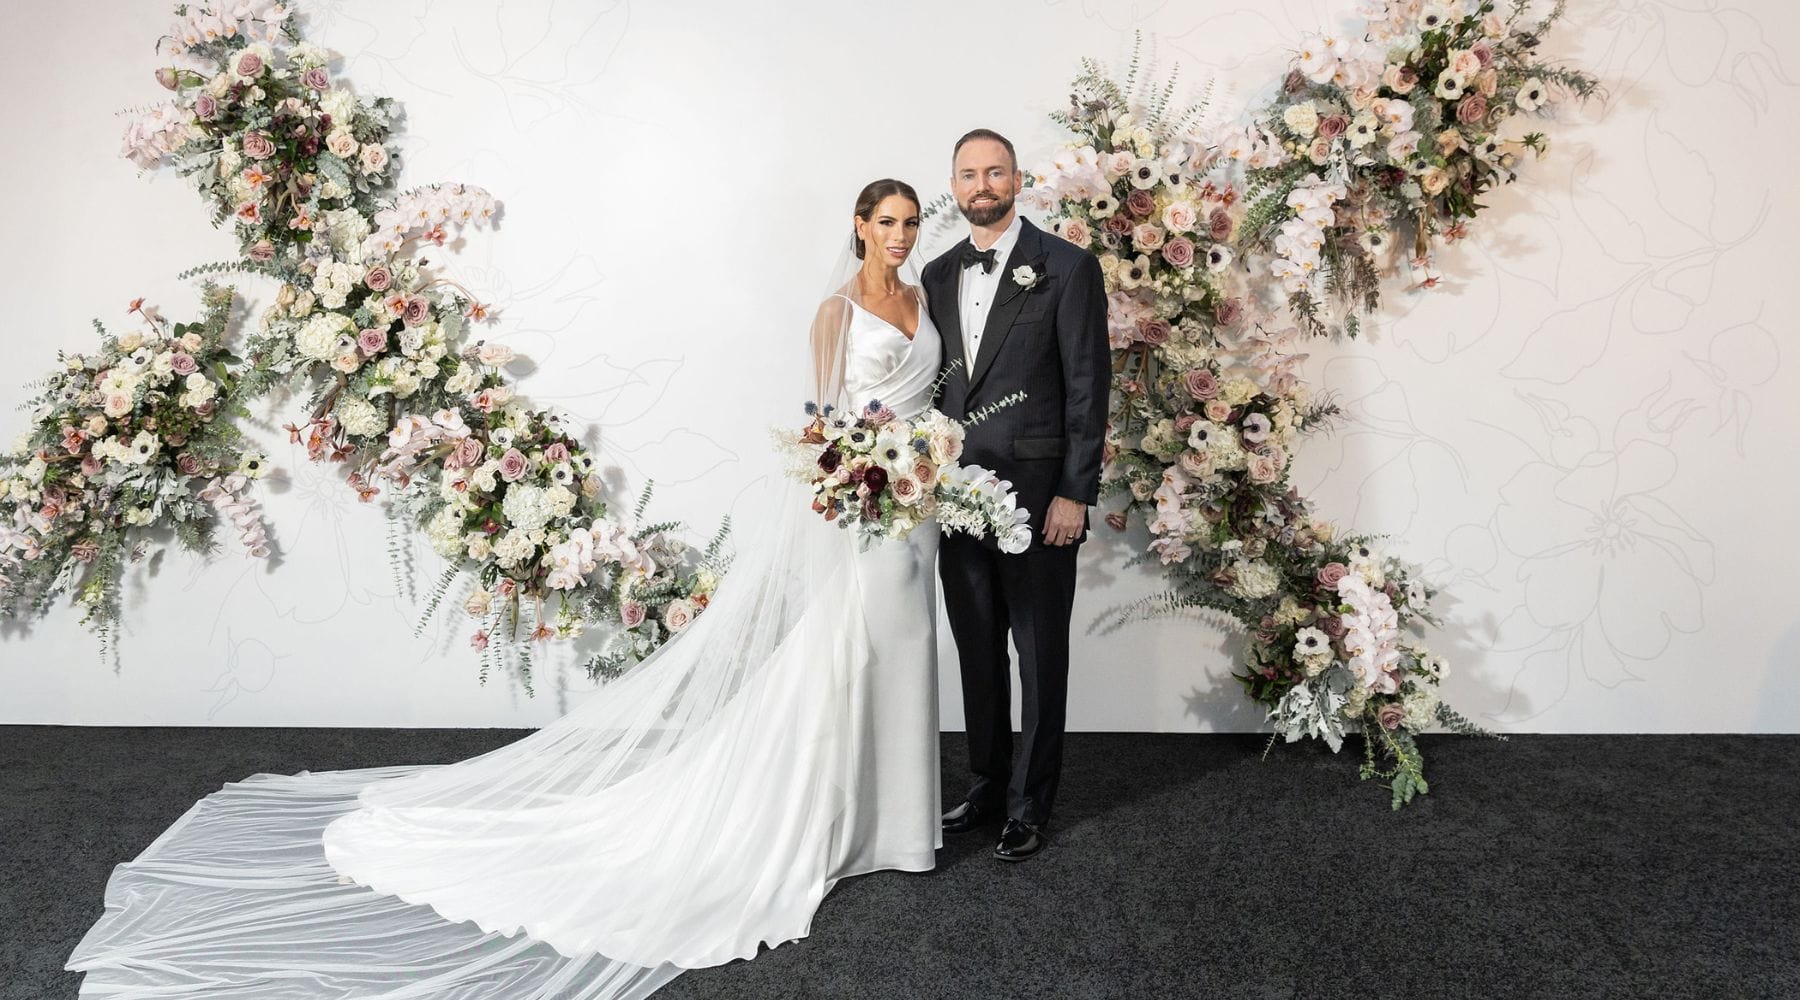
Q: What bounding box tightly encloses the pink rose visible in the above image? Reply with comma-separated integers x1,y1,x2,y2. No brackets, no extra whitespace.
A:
890,476,922,504
1058,218,1092,246
241,132,275,159
364,265,393,291
620,600,647,628
1162,201,1198,233
1246,452,1282,484
303,67,330,91
81,454,102,477
176,453,202,476
1125,189,1156,219
1161,236,1195,268
663,599,697,633
1174,414,1199,432
1456,94,1488,125
1137,318,1171,346
449,436,485,469
544,442,571,463
1202,399,1232,422
1378,703,1406,730
1214,298,1243,326
498,448,529,482
234,50,264,78
1131,223,1165,252
1318,115,1348,140
170,352,199,375
1471,40,1494,68
1104,213,1133,236
1320,615,1347,639
1184,369,1219,400
248,240,275,262
194,94,218,120
1316,562,1348,588
402,295,431,327
357,328,388,356
1208,208,1234,242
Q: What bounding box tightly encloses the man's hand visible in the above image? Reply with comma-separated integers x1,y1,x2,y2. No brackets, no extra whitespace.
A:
1041,496,1087,547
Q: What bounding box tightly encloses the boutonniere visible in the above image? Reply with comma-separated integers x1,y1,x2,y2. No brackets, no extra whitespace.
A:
1011,264,1044,290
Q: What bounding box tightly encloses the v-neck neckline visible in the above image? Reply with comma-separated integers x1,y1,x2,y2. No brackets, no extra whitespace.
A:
850,297,919,343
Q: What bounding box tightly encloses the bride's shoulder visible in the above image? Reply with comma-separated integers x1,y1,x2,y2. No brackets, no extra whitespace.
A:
813,293,853,328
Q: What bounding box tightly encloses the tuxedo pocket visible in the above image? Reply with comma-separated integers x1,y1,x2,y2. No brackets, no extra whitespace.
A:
1012,436,1066,461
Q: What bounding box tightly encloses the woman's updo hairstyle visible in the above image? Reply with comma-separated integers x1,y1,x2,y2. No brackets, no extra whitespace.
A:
852,178,920,260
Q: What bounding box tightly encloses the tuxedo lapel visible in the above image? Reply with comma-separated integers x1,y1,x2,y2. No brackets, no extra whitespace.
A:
968,218,1046,395
931,241,970,385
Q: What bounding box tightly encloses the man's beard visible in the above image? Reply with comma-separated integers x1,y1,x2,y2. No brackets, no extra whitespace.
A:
958,192,1013,226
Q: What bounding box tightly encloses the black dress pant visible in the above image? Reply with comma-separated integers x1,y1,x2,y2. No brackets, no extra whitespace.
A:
938,532,1079,827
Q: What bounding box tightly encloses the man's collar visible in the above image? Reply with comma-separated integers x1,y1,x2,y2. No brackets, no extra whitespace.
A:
969,213,1023,255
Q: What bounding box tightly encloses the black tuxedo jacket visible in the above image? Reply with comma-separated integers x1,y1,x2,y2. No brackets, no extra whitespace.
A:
924,217,1111,550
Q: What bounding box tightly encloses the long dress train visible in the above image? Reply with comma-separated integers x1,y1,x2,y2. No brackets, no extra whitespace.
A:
66,294,946,998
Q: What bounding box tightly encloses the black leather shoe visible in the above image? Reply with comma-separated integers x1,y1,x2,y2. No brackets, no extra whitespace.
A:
993,818,1045,862
941,799,1000,834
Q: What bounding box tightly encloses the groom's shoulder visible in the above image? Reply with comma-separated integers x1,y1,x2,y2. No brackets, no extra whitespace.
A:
922,244,960,278
1036,229,1101,284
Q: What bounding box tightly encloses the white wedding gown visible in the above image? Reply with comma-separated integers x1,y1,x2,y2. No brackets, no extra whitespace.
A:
66,295,946,998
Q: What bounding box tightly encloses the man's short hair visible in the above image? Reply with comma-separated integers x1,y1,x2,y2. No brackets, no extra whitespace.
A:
952,128,1017,172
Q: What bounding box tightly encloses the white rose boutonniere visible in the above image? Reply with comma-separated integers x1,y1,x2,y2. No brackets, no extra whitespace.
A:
1012,264,1043,290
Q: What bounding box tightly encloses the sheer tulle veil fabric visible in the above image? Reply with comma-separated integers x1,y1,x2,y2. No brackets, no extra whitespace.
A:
65,237,936,998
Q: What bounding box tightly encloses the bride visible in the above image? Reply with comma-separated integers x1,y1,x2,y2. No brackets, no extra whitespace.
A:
67,179,956,998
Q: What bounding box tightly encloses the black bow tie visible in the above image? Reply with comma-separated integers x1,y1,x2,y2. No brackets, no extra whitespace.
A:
959,245,998,274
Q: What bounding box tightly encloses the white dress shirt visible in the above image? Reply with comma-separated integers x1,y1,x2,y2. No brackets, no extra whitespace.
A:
957,214,1023,369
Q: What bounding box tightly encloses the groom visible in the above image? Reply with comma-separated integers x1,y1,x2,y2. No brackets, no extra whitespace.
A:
924,129,1110,862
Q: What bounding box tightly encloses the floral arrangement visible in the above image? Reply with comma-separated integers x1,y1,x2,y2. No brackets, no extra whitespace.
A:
1019,3,1597,806
0,285,269,650
793,401,1034,554
0,0,719,682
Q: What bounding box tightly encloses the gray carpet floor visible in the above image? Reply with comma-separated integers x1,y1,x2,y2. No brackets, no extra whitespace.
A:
3,727,1796,999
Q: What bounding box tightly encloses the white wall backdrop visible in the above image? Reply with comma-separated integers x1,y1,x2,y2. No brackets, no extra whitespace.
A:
2,0,1794,732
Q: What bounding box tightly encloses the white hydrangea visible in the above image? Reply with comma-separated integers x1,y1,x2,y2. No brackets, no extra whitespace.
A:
1402,687,1441,730
1225,559,1281,600
501,484,556,533
492,528,536,569
335,395,385,437
295,311,354,362
545,484,577,518
319,88,356,123
311,259,363,310
1219,378,1258,407
425,505,465,559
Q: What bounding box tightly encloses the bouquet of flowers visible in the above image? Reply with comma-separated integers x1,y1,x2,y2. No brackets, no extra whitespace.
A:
0,285,269,648
793,401,1033,555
